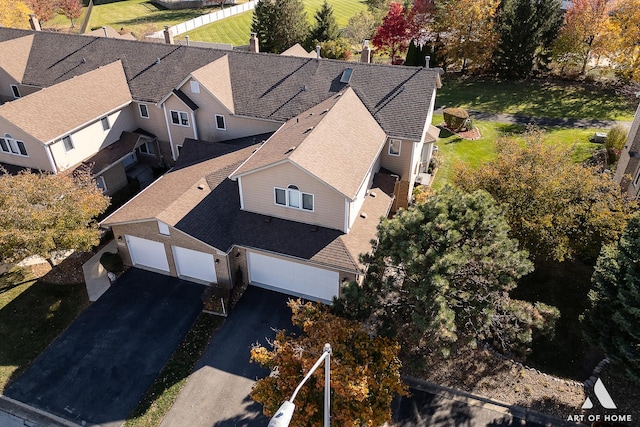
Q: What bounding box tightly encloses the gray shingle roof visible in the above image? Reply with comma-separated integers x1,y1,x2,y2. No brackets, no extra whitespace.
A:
0,28,441,141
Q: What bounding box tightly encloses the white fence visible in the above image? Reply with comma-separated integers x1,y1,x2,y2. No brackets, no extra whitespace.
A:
149,1,258,39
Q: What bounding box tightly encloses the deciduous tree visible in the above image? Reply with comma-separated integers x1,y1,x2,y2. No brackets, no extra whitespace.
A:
250,0,309,54
26,0,57,22
0,0,32,29
582,214,640,382
0,168,110,266
335,185,558,362
607,0,640,81
58,0,83,28
250,300,406,427
454,128,635,262
372,2,410,64
343,10,377,47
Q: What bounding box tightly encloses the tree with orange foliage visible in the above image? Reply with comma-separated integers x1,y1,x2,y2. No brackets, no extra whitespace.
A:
26,0,57,22
372,2,410,64
607,0,640,81
58,0,83,28
250,300,406,427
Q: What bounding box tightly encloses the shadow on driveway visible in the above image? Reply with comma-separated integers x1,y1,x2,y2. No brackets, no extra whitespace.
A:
5,268,205,427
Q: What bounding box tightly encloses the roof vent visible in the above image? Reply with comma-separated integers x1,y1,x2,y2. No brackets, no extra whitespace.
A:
264,217,272,223
370,191,377,198
400,85,406,92
285,146,296,154
340,67,354,83
301,84,307,91
310,225,318,232
360,212,368,219
197,184,205,190
81,58,86,64
321,109,329,114
156,57,161,64
305,127,314,133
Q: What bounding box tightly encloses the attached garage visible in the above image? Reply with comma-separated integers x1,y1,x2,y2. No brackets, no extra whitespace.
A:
125,235,169,272
172,246,217,284
247,251,339,303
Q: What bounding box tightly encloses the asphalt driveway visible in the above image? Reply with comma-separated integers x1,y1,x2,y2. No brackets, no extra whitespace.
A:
160,286,293,427
5,268,205,427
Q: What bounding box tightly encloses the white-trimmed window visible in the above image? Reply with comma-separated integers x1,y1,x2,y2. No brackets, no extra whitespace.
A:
158,221,170,236
170,110,189,126
10,85,20,99
62,135,74,152
215,114,226,130
389,139,401,156
634,170,640,188
0,134,28,156
190,80,200,94
101,116,110,131
275,185,314,211
139,103,149,118
139,141,156,155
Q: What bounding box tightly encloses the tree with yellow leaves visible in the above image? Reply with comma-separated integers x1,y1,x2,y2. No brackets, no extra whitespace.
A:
250,300,406,427
0,0,32,29
607,0,640,81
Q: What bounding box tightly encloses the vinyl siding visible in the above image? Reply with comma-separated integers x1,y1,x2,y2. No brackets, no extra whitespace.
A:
0,116,52,171
380,137,414,180
132,102,169,142
100,161,128,196
164,95,196,157
348,156,380,229
48,107,136,171
240,161,347,231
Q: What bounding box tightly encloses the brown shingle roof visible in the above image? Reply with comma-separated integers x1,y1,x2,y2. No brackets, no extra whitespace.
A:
190,55,235,113
82,131,153,175
0,61,131,143
0,35,33,83
231,88,387,200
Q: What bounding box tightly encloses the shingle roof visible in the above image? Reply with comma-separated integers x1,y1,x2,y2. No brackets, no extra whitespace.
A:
0,35,33,83
281,43,317,59
83,131,153,175
0,60,131,143
232,88,387,200
190,55,235,113
0,28,440,140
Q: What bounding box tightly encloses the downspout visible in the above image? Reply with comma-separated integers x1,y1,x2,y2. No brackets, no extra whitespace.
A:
162,103,176,161
191,110,198,140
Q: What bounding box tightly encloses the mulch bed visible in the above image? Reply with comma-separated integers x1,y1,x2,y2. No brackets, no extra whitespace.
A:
438,123,481,140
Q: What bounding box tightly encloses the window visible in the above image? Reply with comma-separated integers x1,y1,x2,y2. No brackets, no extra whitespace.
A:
139,104,149,118
158,221,170,236
389,139,401,156
274,185,314,211
634,171,640,188
62,135,74,151
170,110,189,126
215,114,226,130
139,141,156,155
101,116,110,131
0,134,27,156
10,85,20,98
96,176,107,193
190,80,200,94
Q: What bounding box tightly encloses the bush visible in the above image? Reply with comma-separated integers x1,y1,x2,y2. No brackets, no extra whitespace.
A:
100,252,124,273
443,107,470,131
606,125,628,150
319,38,352,60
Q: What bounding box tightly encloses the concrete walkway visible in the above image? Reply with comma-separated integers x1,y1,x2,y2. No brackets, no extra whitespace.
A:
82,240,117,301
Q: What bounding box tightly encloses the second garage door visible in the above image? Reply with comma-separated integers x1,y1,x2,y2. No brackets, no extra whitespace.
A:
172,246,217,283
126,235,169,272
247,252,339,303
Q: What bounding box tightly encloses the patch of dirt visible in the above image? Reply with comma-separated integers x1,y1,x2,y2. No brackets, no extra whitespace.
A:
30,251,94,284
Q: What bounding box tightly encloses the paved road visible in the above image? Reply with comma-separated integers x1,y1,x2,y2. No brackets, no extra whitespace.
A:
160,286,294,427
5,268,205,427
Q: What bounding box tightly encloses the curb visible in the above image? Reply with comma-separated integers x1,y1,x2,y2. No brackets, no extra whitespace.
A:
0,395,81,427
403,376,585,427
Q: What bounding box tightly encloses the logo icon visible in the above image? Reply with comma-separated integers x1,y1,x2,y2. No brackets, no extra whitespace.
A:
582,378,617,409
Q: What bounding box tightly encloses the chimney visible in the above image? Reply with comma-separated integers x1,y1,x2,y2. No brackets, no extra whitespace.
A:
163,26,174,45
249,33,259,53
424,55,431,68
29,14,41,32
185,35,190,46
102,26,108,38
361,40,371,63
316,45,321,59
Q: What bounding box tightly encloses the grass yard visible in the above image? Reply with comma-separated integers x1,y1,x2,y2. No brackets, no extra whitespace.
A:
180,0,367,46
0,268,89,391
125,313,223,427
437,76,636,122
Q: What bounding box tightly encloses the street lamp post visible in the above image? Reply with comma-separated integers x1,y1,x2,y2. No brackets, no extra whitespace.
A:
267,343,332,427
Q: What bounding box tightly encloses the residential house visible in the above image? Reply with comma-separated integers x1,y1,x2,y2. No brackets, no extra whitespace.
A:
0,27,441,302
613,101,640,198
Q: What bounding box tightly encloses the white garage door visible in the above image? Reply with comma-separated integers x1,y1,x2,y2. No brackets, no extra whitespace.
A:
126,235,169,272
247,252,339,303
172,246,217,283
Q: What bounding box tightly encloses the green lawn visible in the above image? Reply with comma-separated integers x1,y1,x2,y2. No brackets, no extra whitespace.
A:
431,114,607,189
180,0,367,46
0,269,89,391
437,76,636,122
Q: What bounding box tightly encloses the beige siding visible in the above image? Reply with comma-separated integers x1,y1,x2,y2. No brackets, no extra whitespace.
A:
0,69,18,103
48,106,136,172
132,102,169,142
348,156,380,229
379,137,414,180
0,116,53,171
164,96,196,158
111,221,233,288
240,161,347,231
100,162,128,195
178,78,281,143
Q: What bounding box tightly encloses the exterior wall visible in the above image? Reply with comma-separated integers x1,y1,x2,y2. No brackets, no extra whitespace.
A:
49,106,136,172
111,220,232,288
0,116,53,171
240,162,347,231
164,95,196,159
0,69,19,103
379,137,414,180
99,161,128,196
348,156,380,229
178,78,282,143
132,102,170,142
614,102,640,199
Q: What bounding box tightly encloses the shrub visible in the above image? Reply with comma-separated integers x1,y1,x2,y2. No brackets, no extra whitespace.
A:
606,125,628,150
443,107,470,131
100,252,124,273
319,38,352,60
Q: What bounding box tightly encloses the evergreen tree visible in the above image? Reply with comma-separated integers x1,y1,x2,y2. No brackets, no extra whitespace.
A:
251,0,309,53
307,0,339,48
493,0,563,77
583,214,640,383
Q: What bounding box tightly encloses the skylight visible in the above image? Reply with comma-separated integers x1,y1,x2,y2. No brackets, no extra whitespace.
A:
340,68,353,84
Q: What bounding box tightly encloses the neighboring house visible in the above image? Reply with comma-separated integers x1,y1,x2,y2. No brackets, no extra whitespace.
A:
613,101,640,198
0,27,441,302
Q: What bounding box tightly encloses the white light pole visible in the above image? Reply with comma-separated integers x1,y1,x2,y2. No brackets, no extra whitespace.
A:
267,343,332,427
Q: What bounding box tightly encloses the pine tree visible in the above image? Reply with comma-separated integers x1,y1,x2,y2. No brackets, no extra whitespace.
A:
307,0,339,48
251,0,309,53
583,214,640,383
